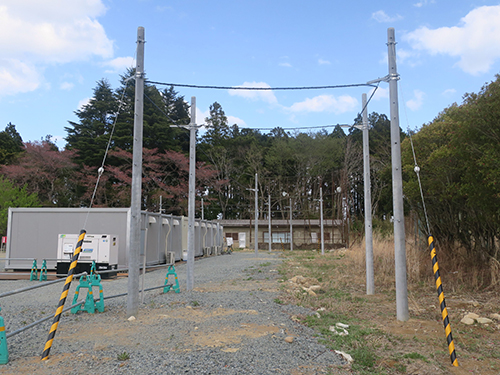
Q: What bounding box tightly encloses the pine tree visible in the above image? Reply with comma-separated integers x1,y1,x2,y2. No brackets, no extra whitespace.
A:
65,79,118,167
0,123,24,165
65,73,191,167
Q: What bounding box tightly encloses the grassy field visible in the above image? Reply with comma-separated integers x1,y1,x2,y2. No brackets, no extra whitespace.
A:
276,237,500,374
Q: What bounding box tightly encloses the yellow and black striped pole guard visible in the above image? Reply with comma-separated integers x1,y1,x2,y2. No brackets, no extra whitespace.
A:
428,235,458,367
41,229,86,361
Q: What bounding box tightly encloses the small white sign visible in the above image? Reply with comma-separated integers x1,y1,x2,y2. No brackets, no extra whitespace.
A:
238,232,246,248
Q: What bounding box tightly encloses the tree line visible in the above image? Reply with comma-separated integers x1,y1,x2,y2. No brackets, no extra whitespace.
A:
402,74,500,261
1,70,500,261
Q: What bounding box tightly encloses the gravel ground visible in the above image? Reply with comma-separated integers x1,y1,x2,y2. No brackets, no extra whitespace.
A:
0,251,347,374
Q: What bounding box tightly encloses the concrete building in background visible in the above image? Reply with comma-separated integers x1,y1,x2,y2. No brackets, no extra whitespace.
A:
220,219,344,250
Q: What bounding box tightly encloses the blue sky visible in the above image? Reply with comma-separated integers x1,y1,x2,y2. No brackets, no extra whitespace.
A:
1,0,500,148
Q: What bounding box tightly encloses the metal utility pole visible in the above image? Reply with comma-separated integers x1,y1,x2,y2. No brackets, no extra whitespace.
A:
254,173,258,256
127,26,145,318
289,197,293,251
187,97,196,291
268,194,272,252
201,197,204,220
320,187,324,255
362,93,374,295
388,28,409,321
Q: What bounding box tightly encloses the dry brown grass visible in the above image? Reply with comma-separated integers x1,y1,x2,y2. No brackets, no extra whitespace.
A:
346,234,500,294
346,234,431,291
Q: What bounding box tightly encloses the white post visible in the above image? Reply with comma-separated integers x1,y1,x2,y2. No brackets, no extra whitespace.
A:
387,28,409,321
320,187,324,255
186,97,196,291
127,26,145,318
290,197,293,251
254,173,258,256
201,197,204,221
268,194,272,252
362,93,374,295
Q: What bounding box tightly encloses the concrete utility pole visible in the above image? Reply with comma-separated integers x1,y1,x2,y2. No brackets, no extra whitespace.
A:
201,197,204,221
187,97,196,291
362,93,374,295
127,26,145,318
387,28,409,321
290,197,293,251
254,173,258,256
320,187,324,255
268,194,272,252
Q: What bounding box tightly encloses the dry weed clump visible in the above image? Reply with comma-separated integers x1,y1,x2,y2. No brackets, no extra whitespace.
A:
346,234,430,290
346,234,500,293
432,242,500,293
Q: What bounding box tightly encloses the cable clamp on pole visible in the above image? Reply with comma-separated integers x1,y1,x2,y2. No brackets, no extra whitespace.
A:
389,73,400,81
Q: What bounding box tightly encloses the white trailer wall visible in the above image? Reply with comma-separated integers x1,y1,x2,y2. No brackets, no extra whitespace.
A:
6,208,130,270
6,208,223,270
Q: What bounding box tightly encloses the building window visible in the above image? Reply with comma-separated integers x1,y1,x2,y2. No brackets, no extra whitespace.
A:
264,232,290,243
225,233,239,240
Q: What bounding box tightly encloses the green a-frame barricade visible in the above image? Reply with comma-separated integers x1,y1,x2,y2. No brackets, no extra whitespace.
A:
29,259,47,282
163,265,180,293
71,262,104,314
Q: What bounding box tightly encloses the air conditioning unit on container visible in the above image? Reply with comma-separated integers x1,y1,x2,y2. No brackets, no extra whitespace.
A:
56,234,118,276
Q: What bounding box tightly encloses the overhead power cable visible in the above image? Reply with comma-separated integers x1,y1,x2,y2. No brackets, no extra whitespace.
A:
399,81,431,236
143,80,380,133
146,81,378,91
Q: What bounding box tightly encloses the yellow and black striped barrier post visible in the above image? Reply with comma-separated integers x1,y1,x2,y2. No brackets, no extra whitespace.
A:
41,229,86,361
428,235,458,367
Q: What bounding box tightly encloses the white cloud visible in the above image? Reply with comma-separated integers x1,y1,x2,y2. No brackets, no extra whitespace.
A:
396,48,420,67
196,107,209,126
156,6,173,12
227,115,246,127
0,0,113,96
414,0,434,8
0,1,113,63
406,90,425,111
442,88,456,97
102,56,136,74
404,5,500,75
286,95,358,114
379,48,420,67
279,62,292,68
195,108,245,129
369,86,389,101
318,59,331,65
372,10,403,23
228,82,278,105
0,59,41,97
60,82,74,90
